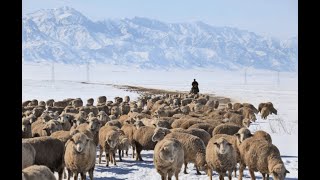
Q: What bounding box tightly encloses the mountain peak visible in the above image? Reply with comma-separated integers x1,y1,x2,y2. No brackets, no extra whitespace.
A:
22,7,297,71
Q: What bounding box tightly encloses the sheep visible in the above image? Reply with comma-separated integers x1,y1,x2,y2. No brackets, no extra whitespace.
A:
23,137,64,180
50,130,73,145
22,165,56,180
22,141,36,169
212,124,241,136
258,102,277,115
117,134,130,159
32,120,62,137
22,118,32,138
53,101,68,108
171,128,211,146
97,110,110,126
154,119,172,129
241,139,289,180
86,98,94,106
76,117,101,145
64,132,96,180
110,106,120,117
206,137,237,180
38,101,46,107
97,96,107,105
223,112,252,127
237,129,273,180
261,106,270,119
119,102,131,115
124,96,130,103
132,126,157,161
105,119,122,128
152,127,206,175
71,98,83,108
237,107,257,122
179,119,204,129
242,103,259,114
57,113,72,131
46,99,54,107
29,99,39,106
121,124,137,158
214,100,219,109
97,104,109,115
23,100,31,107
225,103,233,111
98,125,121,166
153,138,184,180
188,123,216,136
233,103,243,111
32,107,45,118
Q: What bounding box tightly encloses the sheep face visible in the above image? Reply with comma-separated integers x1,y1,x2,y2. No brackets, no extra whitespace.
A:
105,131,120,148
22,119,31,132
271,164,289,180
134,120,145,129
43,121,60,135
97,111,108,121
213,138,232,155
72,133,90,153
235,128,253,143
87,112,95,119
87,118,101,132
159,143,175,163
242,118,251,128
59,114,71,124
152,127,170,142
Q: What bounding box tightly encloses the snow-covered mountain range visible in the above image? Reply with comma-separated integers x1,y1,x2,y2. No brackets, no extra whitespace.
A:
22,6,297,71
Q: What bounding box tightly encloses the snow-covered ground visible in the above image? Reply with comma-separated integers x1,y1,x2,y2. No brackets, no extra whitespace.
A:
22,62,298,179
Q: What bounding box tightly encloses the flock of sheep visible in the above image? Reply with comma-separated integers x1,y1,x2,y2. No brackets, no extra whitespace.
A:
22,92,288,180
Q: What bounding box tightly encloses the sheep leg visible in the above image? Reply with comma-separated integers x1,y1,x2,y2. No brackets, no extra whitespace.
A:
168,170,174,180
183,162,188,174
73,173,78,180
125,149,128,157
80,172,86,180
262,173,266,180
267,174,269,180
234,167,237,177
249,169,256,180
98,146,103,164
89,167,94,180
208,167,213,180
113,152,117,165
106,152,109,167
67,169,72,180
228,170,233,180
175,170,180,180
118,149,123,161
58,168,64,180
219,173,224,180
195,165,201,175
238,163,246,180
132,145,136,159
63,168,67,179
136,147,143,161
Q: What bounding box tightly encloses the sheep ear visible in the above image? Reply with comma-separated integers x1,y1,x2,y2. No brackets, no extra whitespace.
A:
213,142,218,146
285,169,290,173
153,124,157,127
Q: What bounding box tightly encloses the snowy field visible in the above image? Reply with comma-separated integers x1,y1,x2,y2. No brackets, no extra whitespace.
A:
22,62,298,179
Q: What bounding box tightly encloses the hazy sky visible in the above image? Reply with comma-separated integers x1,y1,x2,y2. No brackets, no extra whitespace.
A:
23,0,297,40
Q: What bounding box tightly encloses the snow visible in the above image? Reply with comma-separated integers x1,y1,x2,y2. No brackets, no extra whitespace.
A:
23,62,298,179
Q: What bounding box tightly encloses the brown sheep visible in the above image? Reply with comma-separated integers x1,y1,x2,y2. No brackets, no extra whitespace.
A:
22,165,56,180
153,138,184,180
171,128,211,146
132,126,157,161
206,137,237,180
22,141,36,169
64,132,96,180
152,127,206,175
98,125,121,166
23,137,64,180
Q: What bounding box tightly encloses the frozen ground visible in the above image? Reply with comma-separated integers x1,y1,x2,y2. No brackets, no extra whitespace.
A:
22,62,298,179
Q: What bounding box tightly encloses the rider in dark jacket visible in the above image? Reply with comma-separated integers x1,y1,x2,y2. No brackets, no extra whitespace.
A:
191,79,199,94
